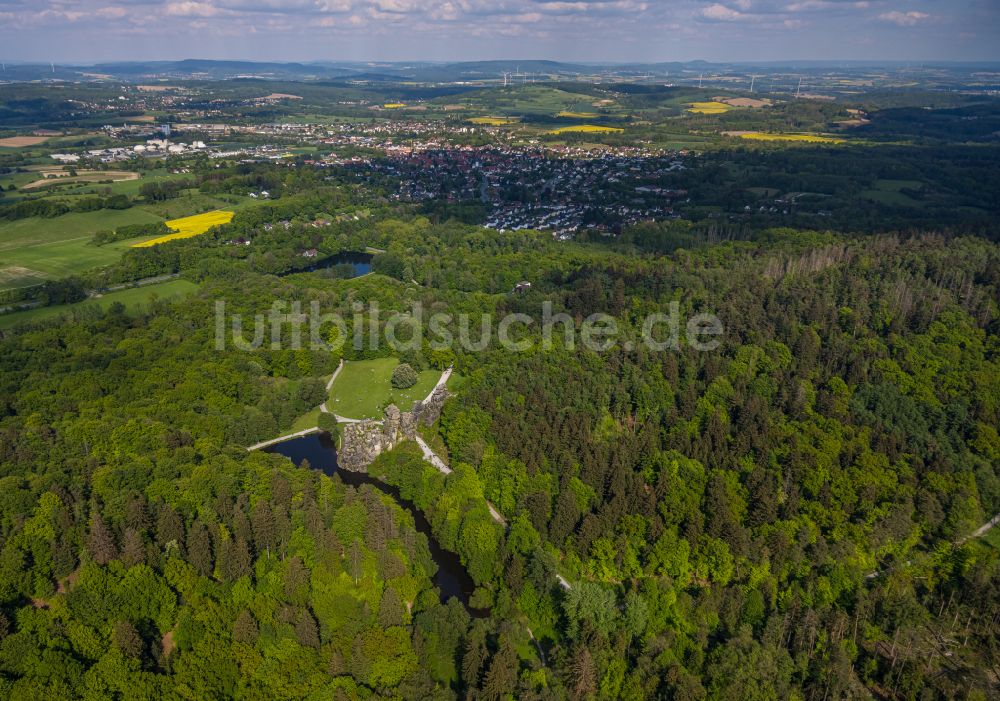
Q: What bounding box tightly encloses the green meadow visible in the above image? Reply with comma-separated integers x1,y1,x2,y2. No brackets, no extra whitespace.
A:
0,208,164,290
0,279,198,330
327,358,442,420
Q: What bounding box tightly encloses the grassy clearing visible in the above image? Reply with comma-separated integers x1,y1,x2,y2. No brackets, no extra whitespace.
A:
549,125,624,134
327,358,441,420
132,210,234,247
0,279,198,330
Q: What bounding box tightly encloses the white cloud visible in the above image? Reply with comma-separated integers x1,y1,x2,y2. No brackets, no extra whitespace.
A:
878,10,929,26
165,1,219,16
700,3,746,21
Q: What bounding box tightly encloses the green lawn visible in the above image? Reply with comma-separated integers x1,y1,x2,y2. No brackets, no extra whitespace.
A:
290,406,323,433
0,208,164,290
0,279,198,330
327,358,441,420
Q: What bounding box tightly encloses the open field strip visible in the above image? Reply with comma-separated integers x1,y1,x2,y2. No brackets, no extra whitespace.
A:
468,116,519,125
549,124,624,134
731,131,846,144
0,279,198,330
0,136,51,147
21,170,140,190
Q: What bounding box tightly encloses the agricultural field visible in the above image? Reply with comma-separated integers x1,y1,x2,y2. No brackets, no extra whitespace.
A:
132,210,235,247
20,169,139,190
0,279,197,330
0,136,51,148
556,111,599,119
468,116,519,125
729,131,847,144
326,358,441,420
687,101,732,114
0,208,165,290
549,124,624,134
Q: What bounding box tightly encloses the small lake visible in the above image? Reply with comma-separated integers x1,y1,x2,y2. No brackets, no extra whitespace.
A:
301,251,373,278
263,432,486,616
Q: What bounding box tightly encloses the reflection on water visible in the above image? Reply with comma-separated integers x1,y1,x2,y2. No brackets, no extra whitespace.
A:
263,432,487,616
297,251,373,278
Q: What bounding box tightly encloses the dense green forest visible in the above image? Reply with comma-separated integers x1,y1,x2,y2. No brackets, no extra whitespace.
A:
1,150,999,701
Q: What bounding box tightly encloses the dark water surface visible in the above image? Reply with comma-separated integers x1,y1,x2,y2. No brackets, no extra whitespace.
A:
306,251,373,277
263,432,486,616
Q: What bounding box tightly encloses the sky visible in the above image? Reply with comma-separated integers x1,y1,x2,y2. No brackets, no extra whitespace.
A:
0,0,997,64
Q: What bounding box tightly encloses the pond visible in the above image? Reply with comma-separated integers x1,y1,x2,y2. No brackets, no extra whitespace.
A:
263,432,487,617
300,251,373,278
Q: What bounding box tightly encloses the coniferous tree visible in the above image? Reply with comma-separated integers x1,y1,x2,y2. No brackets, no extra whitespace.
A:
187,520,214,577
221,538,252,582
125,495,151,532
156,503,185,555
112,620,143,660
378,585,407,628
570,644,597,701
295,610,320,649
88,511,117,565
233,609,259,645
480,637,518,701
283,556,310,605
461,629,488,694
251,501,277,558
120,528,146,568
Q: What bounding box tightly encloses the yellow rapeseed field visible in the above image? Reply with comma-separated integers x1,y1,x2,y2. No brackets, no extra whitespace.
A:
557,111,599,119
737,132,846,144
550,125,624,134
383,103,407,109
469,116,518,125
687,101,732,114
132,210,235,248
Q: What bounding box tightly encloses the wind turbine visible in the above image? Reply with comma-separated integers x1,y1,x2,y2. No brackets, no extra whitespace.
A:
698,73,703,89
795,76,803,98
749,75,756,93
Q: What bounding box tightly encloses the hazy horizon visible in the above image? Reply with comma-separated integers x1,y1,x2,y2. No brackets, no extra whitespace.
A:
4,57,1000,67
0,1,997,65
